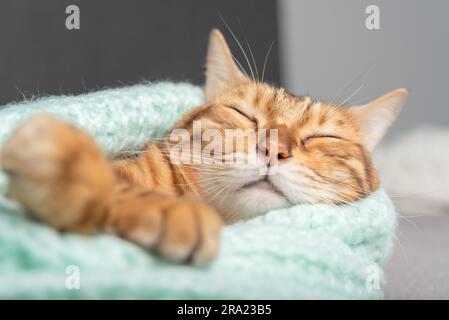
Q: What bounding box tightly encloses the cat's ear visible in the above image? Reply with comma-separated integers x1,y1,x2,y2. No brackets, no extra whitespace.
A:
350,88,408,152
205,29,247,101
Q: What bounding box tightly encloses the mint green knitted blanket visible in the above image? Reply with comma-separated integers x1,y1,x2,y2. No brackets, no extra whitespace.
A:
0,82,396,299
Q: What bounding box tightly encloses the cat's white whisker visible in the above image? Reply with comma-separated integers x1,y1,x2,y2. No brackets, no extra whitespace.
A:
238,19,259,81
261,40,275,83
219,13,256,81
337,84,364,108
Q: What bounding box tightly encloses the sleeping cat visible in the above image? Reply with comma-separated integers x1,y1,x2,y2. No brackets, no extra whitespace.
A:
0,29,407,264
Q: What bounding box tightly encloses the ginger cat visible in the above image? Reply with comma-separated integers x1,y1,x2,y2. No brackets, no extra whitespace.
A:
0,29,408,264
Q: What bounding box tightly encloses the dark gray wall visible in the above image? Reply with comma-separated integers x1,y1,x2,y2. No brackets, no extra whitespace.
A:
278,0,449,137
0,0,279,105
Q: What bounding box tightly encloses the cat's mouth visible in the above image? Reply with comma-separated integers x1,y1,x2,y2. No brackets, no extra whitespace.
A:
240,177,288,200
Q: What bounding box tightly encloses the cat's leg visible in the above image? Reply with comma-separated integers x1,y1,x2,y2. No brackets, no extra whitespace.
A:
0,114,221,263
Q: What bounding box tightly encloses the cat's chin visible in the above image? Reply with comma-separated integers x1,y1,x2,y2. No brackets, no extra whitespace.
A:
211,181,291,223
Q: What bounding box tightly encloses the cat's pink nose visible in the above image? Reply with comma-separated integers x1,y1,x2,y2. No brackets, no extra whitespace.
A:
258,140,292,163
258,123,293,163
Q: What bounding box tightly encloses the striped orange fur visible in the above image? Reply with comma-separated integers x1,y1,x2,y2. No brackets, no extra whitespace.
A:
0,29,408,263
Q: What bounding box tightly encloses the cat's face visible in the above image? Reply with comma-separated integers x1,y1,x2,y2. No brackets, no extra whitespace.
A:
174,29,408,223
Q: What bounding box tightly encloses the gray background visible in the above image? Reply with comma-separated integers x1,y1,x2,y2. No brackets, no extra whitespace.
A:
1,0,448,133
279,0,449,137
0,0,279,106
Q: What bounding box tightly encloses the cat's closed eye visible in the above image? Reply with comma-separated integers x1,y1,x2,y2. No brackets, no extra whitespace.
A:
301,134,343,146
225,105,256,124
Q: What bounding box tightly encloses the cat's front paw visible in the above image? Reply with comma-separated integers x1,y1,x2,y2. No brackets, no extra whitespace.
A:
112,194,222,264
0,114,114,230
156,199,222,264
